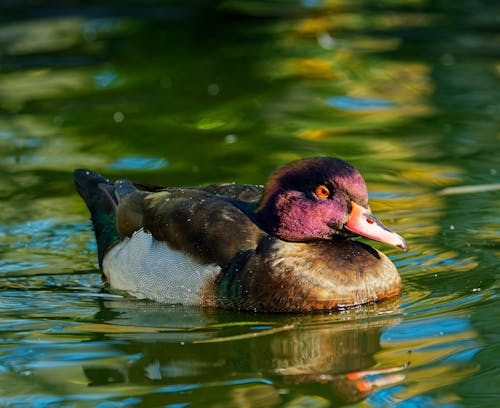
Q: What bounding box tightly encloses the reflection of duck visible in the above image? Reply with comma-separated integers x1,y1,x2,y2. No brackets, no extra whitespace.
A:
74,157,407,312
83,300,405,405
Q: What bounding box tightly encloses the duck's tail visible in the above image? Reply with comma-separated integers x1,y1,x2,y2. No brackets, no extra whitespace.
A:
74,169,121,270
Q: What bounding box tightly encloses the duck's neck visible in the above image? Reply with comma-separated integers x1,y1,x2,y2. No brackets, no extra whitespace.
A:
253,201,282,237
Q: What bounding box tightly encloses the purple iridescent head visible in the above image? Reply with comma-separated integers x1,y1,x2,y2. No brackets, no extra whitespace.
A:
255,157,407,251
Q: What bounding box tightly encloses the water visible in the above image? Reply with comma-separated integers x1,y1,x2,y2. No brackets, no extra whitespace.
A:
0,0,498,406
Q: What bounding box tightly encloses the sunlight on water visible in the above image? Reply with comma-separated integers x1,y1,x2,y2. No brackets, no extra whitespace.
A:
0,0,498,407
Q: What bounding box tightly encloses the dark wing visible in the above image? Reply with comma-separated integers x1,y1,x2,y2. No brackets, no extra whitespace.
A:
116,182,265,267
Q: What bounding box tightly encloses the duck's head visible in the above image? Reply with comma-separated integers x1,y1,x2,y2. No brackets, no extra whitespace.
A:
255,157,407,251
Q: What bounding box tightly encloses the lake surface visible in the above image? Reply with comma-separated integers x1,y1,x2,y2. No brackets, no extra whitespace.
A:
0,1,498,406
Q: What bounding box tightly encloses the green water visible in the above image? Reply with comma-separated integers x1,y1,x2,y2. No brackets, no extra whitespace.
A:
0,0,498,406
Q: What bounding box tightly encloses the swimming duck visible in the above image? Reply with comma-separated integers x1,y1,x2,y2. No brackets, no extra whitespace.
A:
74,157,407,312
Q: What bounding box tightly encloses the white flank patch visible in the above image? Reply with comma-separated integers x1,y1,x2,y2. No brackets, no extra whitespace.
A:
102,229,220,304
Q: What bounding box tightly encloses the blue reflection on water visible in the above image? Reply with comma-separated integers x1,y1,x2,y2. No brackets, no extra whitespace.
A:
0,131,15,139
165,403,190,408
397,396,461,408
97,398,143,408
0,260,47,272
251,325,273,330
94,71,119,88
84,18,122,41
0,219,94,275
382,316,471,342
367,385,404,406
443,347,481,363
0,219,86,250
301,0,323,7
368,385,463,407
372,315,480,406
0,342,123,370
327,96,395,110
108,156,168,170
157,378,273,394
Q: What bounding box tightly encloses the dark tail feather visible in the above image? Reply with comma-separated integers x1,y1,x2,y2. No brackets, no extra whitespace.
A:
74,169,121,269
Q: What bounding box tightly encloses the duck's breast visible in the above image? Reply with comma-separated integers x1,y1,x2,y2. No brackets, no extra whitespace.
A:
102,229,220,305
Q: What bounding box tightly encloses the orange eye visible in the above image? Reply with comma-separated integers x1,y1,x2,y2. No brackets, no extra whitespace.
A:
315,185,330,199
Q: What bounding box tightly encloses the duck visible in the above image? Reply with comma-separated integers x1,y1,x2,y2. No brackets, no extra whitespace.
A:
74,156,407,312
